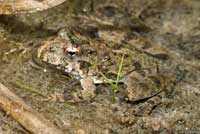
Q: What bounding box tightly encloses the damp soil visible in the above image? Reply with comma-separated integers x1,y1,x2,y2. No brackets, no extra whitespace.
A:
0,0,200,134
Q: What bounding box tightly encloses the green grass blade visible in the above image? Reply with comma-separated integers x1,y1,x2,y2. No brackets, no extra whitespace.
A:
115,54,125,87
99,72,117,89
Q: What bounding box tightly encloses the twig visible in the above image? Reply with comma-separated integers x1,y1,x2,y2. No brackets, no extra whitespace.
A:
0,83,64,134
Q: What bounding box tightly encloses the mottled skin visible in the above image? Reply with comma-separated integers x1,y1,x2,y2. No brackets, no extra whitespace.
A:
0,0,66,14
0,0,176,115
36,28,174,114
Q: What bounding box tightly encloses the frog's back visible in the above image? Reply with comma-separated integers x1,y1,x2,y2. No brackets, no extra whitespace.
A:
0,0,66,14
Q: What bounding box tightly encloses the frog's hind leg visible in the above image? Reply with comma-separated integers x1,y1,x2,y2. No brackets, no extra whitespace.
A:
133,94,162,116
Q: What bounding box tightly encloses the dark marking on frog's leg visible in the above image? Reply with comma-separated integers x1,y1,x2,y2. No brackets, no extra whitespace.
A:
131,78,181,116
133,94,162,116
124,88,163,105
143,51,169,60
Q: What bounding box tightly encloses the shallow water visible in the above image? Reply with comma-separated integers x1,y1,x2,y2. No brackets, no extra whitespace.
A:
0,0,200,133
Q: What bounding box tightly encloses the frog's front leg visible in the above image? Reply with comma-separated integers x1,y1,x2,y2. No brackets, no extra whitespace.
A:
80,76,96,101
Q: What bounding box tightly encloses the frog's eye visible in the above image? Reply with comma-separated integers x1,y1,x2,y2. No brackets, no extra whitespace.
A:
87,49,97,56
65,46,80,57
68,51,76,57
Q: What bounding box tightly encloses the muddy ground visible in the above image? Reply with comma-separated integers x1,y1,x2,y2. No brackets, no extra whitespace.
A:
0,0,200,134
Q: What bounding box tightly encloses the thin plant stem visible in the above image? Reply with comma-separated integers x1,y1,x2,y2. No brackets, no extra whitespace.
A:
115,54,125,87
100,54,125,103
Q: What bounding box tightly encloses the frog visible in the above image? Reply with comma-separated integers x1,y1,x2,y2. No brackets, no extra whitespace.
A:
36,28,125,101
35,26,175,115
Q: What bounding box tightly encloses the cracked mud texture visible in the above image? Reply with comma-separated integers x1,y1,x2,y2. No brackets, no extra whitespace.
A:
0,0,200,133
